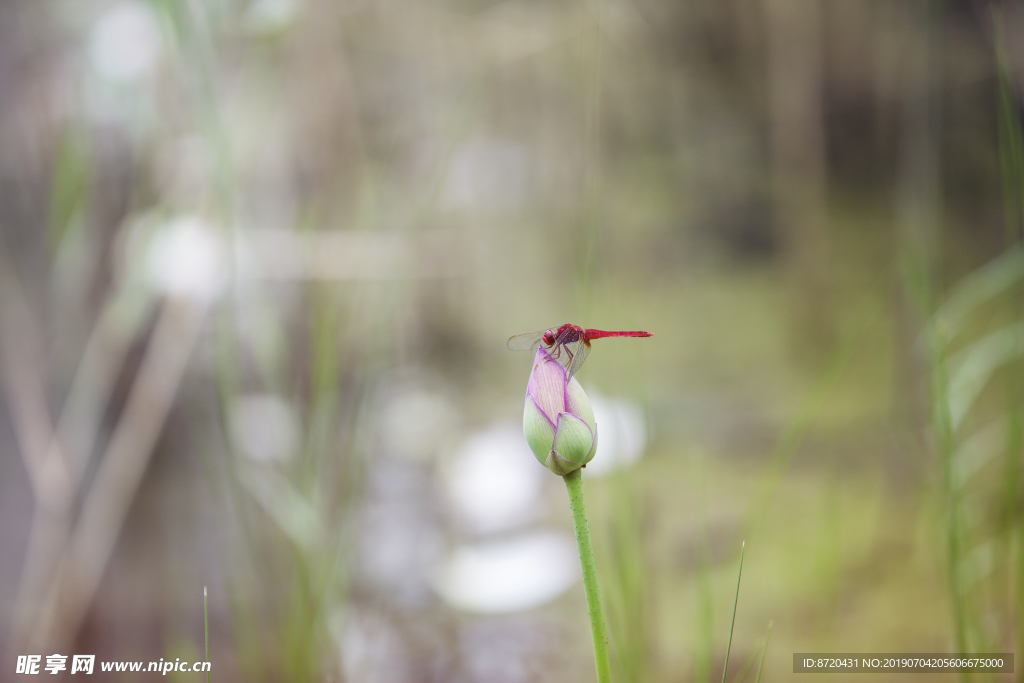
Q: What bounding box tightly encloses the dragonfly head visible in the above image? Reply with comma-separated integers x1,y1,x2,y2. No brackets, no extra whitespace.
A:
542,330,557,346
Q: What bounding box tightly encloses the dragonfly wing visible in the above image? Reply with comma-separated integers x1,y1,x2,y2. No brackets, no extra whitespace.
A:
507,326,564,351
507,331,546,351
564,338,591,380
545,327,591,380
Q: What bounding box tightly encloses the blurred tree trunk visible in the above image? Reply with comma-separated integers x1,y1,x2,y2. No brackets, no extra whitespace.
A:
762,0,834,360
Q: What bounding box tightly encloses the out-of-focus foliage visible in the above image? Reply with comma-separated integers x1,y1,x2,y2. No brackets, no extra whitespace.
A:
0,0,1022,681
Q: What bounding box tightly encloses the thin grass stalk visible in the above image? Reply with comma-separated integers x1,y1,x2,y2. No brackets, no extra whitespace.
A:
721,542,745,683
728,645,761,683
754,621,773,683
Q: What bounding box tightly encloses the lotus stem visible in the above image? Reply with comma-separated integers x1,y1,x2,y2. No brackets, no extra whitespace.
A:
564,469,611,683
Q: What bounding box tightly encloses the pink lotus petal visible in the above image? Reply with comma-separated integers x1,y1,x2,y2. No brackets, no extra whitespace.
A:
525,347,566,423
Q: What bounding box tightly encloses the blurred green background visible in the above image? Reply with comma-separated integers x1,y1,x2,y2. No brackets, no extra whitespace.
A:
0,0,1022,681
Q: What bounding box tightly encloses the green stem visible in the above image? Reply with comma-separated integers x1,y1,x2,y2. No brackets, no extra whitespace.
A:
564,469,612,683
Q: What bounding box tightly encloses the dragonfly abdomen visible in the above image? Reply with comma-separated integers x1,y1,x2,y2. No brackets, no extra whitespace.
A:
584,329,653,339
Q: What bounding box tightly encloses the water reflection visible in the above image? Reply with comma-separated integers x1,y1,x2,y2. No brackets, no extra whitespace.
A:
433,531,578,614
444,424,545,535
89,2,161,84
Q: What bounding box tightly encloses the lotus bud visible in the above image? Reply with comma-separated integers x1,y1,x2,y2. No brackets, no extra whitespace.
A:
522,347,598,476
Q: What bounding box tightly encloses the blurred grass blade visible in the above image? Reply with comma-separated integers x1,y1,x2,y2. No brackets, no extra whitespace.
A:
238,467,323,552
754,620,773,683
721,541,745,683
946,322,1024,430
952,417,1006,489
993,5,1024,244
930,245,1024,341
729,645,760,683
47,128,91,251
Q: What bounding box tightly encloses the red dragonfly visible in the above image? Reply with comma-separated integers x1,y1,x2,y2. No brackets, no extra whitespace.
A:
508,324,653,380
